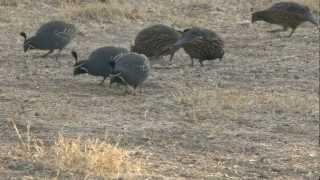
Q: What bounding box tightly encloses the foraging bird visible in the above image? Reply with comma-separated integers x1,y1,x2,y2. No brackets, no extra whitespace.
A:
110,53,150,92
131,24,181,63
20,20,76,58
174,27,224,66
72,46,128,85
251,2,319,37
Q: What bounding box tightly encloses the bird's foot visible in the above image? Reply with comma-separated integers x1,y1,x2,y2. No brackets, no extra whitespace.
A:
267,29,285,33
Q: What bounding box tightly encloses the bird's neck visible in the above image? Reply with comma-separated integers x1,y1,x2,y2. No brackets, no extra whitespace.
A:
257,10,273,23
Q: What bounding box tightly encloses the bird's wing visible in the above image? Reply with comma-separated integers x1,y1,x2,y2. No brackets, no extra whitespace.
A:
54,26,76,40
270,2,309,14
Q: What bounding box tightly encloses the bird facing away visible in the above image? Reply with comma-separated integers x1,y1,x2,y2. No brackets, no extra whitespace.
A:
110,53,150,93
72,46,128,85
251,2,318,37
174,27,224,66
131,24,182,63
20,20,76,58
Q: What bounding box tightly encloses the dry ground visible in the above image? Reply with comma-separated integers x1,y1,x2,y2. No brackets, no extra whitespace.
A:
0,0,319,179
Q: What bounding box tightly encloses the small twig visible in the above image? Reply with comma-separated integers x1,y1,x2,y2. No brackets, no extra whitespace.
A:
144,109,149,122
10,118,27,150
27,120,31,152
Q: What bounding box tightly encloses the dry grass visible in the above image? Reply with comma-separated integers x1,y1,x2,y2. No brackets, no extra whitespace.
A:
9,120,145,179
53,135,145,178
0,0,319,179
0,0,19,6
173,87,319,121
59,0,144,23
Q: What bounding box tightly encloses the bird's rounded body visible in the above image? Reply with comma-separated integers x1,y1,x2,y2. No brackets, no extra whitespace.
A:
110,53,150,89
21,20,76,53
131,24,181,61
175,27,224,66
251,2,318,37
73,46,128,85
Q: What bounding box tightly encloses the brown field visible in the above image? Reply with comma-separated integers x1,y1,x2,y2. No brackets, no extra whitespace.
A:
0,0,319,179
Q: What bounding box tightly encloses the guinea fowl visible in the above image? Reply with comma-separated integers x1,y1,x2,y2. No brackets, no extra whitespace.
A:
110,53,150,93
20,20,76,58
72,46,128,85
131,24,181,63
251,2,318,37
174,27,224,66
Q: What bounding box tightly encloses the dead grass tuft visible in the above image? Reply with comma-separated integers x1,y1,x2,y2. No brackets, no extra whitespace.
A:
54,134,144,178
9,120,145,179
58,0,81,6
59,0,144,23
173,87,319,121
0,0,18,7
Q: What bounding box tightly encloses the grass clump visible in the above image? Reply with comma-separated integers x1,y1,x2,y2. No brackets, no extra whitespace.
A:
173,87,319,121
0,0,19,7
59,0,143,23
9,120,145,179
54,134,144,178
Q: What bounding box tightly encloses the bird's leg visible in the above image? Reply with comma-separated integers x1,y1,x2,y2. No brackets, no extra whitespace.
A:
199,60,204,67
41,50,54,58
169,53,174,63
132,87,138,96
138,86,143,94
56,49,63,58
99,76,107,86
287,28,296,37
268,26,288,33
190,57,194,66
268,29,283,33
55,49,63,66
124,85,131,95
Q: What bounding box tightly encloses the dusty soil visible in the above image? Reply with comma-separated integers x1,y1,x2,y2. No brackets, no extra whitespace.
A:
0,0,319,179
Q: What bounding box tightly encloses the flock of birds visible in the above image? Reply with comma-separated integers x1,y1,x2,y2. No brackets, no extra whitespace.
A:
19,2,319,94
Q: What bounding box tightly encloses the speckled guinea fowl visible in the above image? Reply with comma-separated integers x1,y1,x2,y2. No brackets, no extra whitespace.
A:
110,53,150,92
251,2,318,37
20,20,76,57
72,46,128,85
131,24,181,62
174,27,224,66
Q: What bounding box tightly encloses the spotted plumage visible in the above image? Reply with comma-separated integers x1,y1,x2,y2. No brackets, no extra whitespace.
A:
251,2,318,37
20,20,76,57
110,53,150,92
174,27,224,66
131,24,181,63
72,46,128,85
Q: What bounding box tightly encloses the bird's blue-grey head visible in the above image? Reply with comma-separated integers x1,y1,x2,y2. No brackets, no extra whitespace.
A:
72,51,89,76
109,75,127,87
20,32,36,52
216,47,225,60
174,28,205,47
